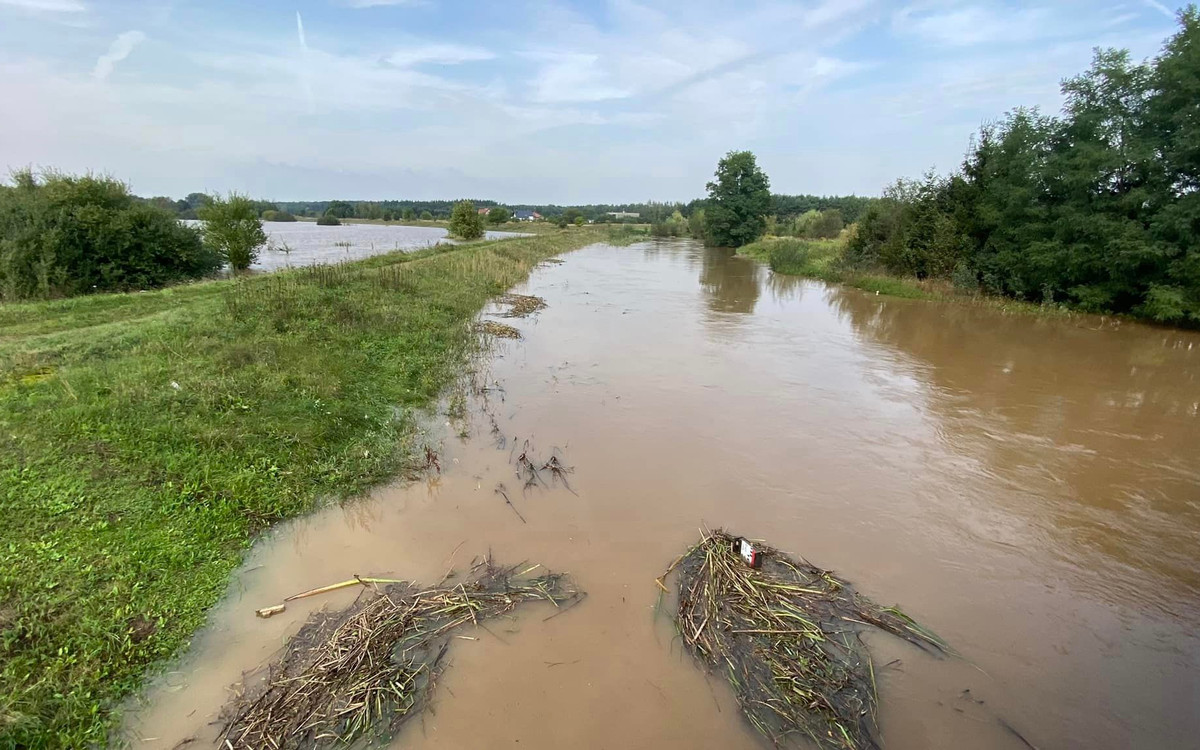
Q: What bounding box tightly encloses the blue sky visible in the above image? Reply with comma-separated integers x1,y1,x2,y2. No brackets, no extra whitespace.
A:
0,0,1184,203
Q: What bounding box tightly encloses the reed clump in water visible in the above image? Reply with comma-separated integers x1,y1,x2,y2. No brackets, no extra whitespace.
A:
665,531,951,750
219,560,581,750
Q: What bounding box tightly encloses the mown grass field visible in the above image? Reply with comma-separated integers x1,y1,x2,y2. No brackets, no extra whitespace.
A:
0,228,616,747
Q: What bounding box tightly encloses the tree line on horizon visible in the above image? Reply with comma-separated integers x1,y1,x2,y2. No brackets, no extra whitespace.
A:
136,194,875,227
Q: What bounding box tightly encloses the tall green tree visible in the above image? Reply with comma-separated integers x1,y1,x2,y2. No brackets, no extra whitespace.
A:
704,150,771,247
488,207,511,224
448,200,485,240
1145,6,1200,321
199,194,268,271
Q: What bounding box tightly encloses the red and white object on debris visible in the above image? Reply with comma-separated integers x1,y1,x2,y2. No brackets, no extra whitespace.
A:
735,537,763,569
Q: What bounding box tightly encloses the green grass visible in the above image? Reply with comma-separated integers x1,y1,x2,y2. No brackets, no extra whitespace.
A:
845,274,933,299
740,237,935,301
0,229,618,747
737,237,843,281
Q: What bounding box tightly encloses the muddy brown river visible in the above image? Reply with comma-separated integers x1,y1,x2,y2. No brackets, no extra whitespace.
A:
125,240,1200,749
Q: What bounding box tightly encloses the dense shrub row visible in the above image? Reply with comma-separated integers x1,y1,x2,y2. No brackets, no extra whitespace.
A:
845,10,1200,323
0,171,219,300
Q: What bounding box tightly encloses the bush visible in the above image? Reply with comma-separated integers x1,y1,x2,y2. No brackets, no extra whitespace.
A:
739,237,844,280
199,194,268,271
688,208,707,241
488,207,511,224
808,209,844,239
0,170,220,300
316,213,341,226
419,210,433,220
448,200,484,240
651,210,688,237
262,210,296,222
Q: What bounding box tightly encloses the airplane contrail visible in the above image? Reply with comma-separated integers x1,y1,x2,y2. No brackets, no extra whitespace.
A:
1141,0,1176,19
296,10,315,114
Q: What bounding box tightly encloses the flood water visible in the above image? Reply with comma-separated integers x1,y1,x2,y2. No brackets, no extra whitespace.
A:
186,220,526,271
125,240,1200,749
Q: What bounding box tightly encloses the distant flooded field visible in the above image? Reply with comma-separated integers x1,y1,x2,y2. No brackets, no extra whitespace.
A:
185,220,528,271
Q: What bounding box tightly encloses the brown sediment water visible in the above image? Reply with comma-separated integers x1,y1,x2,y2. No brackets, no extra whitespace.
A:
124,240,1200,749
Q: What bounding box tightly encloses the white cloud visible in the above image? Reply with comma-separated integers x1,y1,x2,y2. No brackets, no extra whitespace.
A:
93,30,145,80
894,5,1058,47
0,0,85,11
387,43,494,67
524,52,632,103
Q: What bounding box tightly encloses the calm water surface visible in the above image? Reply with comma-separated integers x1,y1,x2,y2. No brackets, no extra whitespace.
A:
186,220,526,271
127,240,1200,749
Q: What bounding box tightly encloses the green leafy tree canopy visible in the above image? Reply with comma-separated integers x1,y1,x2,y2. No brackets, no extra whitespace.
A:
704,150,771,247
448,200,485,240
199,194,268,271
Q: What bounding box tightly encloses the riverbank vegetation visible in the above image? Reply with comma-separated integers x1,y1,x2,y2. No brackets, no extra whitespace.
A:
739,10,1200,327
0,228,616,746
0,171,221,301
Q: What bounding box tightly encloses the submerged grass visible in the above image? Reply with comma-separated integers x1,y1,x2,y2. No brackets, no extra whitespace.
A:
666,531,950,750
0,228,618,747
739,238,934,301
220,559,581,750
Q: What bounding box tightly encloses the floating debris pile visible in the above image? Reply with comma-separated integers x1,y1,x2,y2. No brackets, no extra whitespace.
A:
496,293,547,318
477,320,522,339
662,531,951,750
220,560,582,750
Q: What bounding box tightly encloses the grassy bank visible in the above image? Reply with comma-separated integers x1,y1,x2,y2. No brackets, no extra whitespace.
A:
0,229,616,746
738,237,1088,316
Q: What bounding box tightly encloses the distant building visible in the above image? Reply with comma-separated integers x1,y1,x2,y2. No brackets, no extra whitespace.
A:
606,211,640,219
513,210,543,222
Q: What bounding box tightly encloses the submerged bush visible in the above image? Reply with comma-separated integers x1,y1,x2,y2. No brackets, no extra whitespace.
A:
199,194,268,271
316,213,341,226
262,210,296,222
0,170,219,300
449,200,484,240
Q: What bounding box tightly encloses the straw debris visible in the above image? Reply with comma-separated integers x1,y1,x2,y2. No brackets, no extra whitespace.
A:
219,559,581,750
477,320,522,339
665,531,950,750
496,293,547,318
